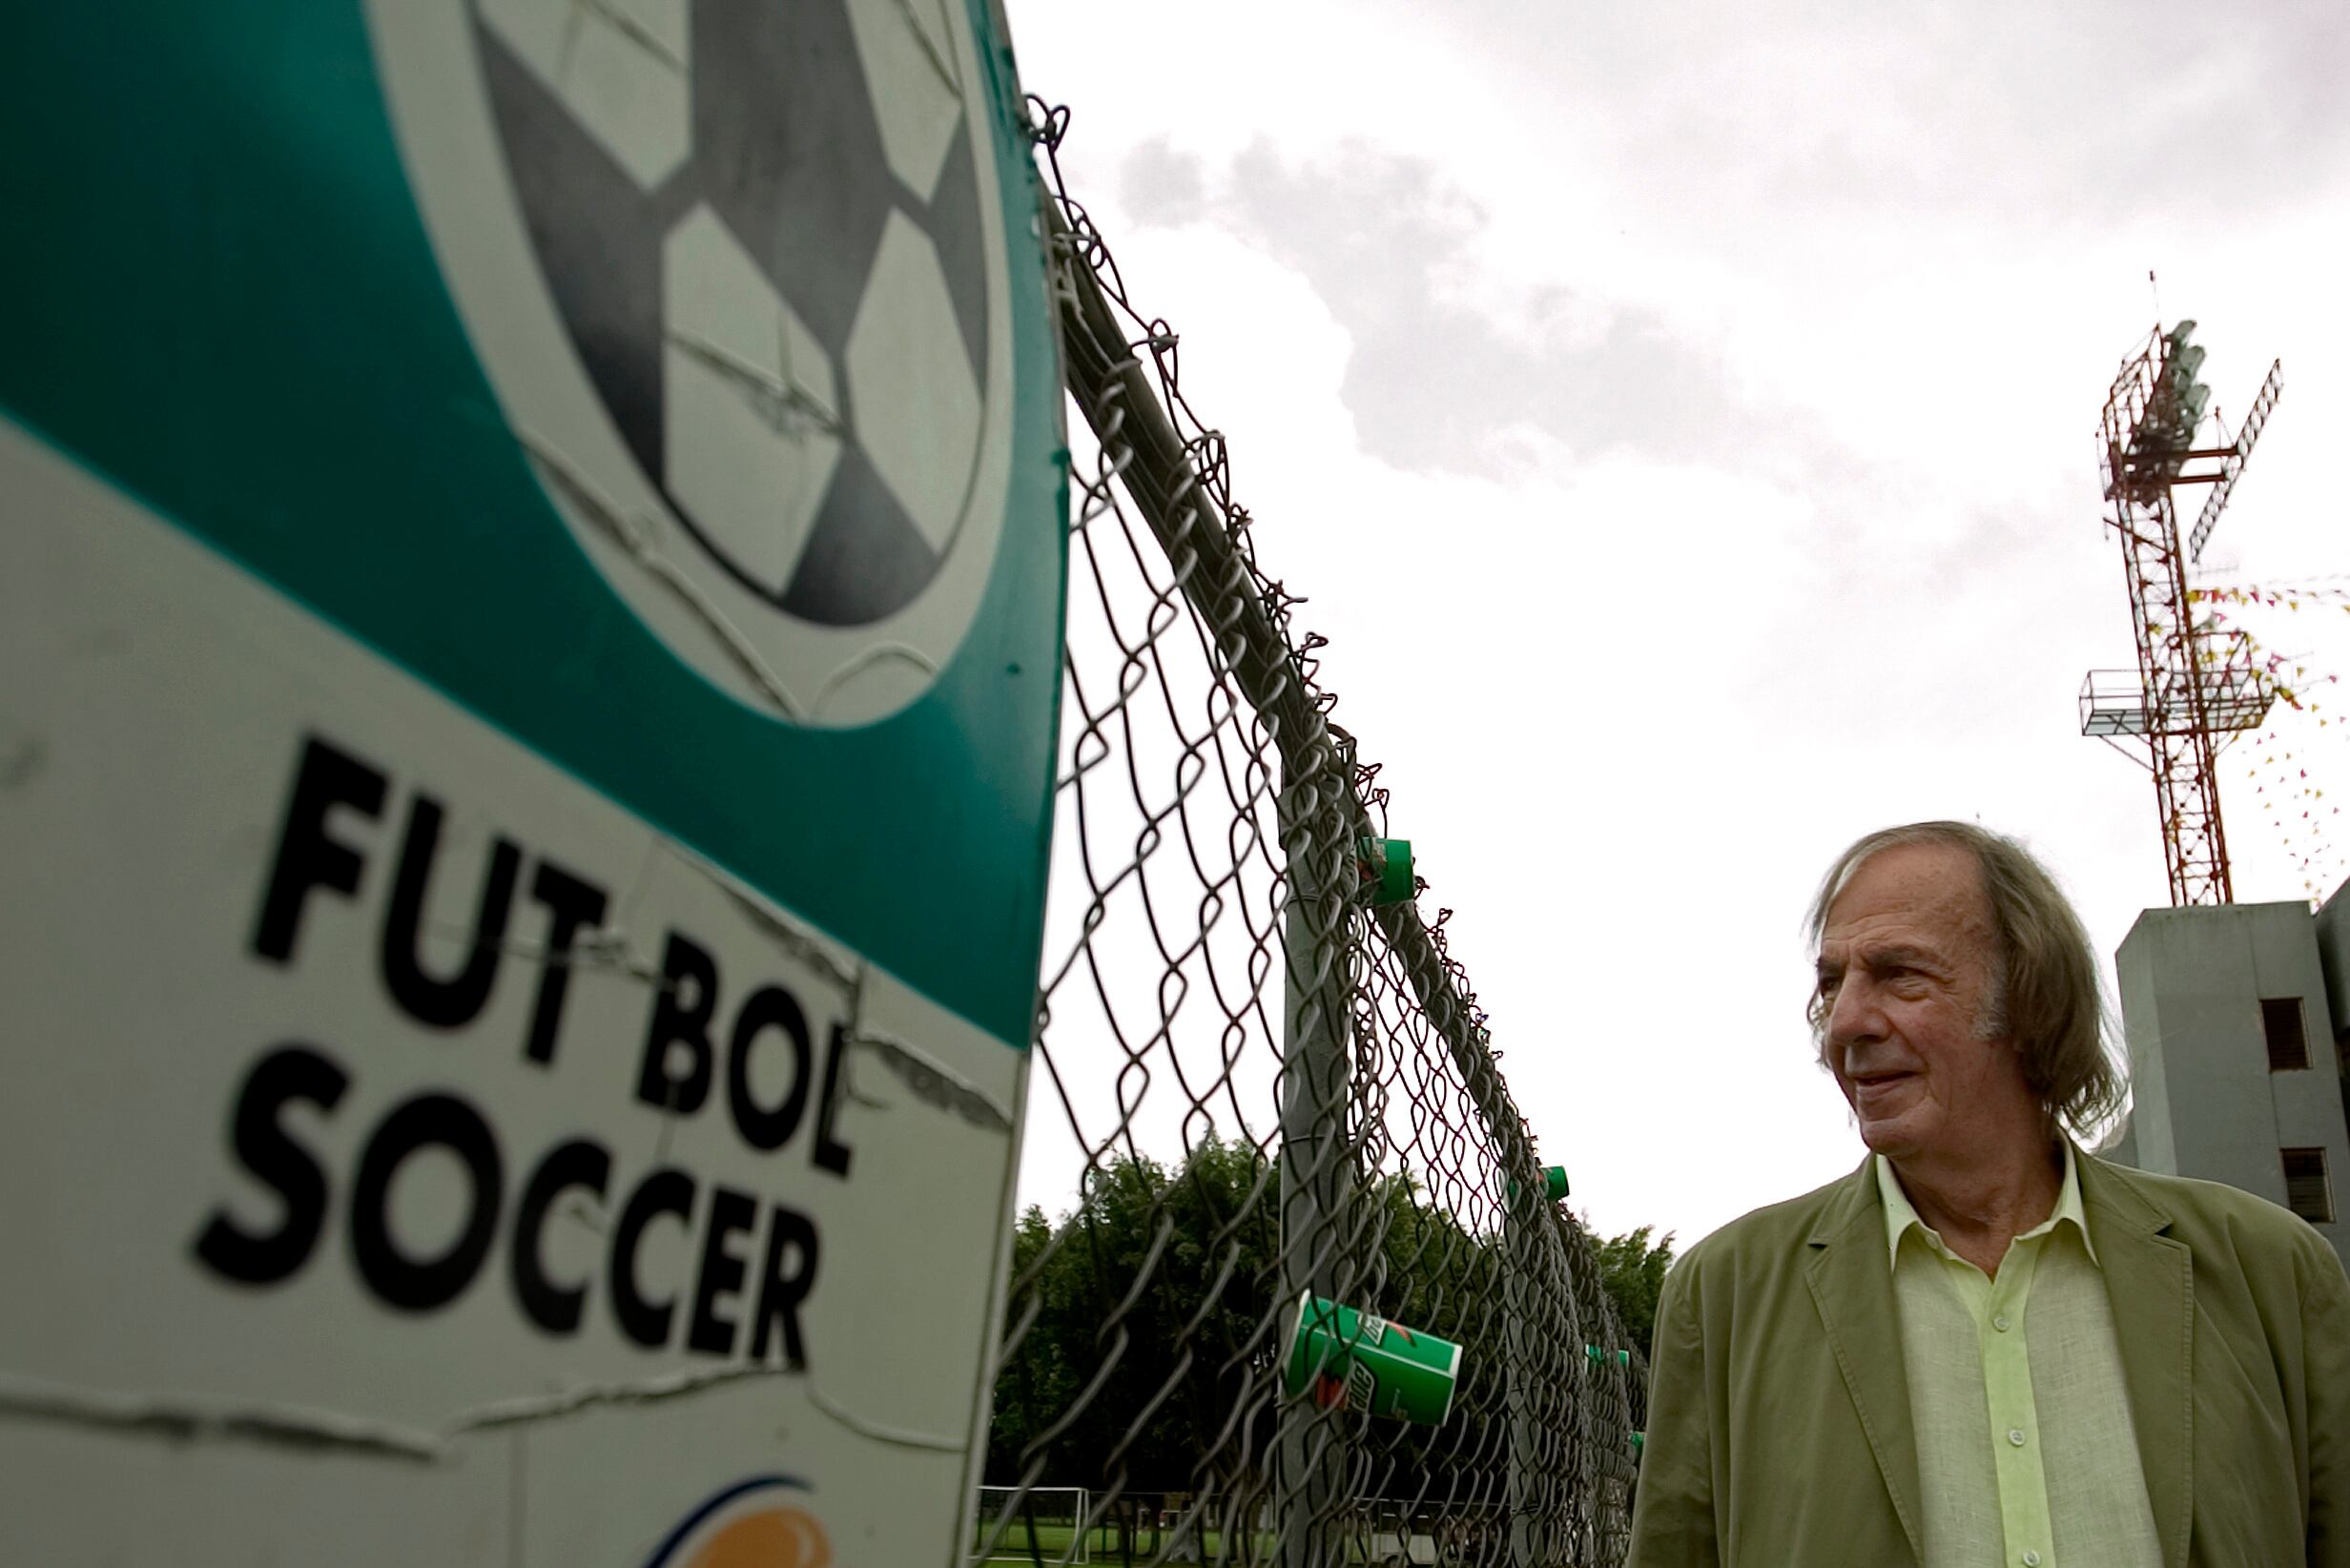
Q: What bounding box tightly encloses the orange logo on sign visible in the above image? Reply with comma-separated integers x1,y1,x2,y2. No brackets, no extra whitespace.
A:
648,1476,831,1568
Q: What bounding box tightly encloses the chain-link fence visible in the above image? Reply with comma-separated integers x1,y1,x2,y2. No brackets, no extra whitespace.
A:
971,102,1646,1568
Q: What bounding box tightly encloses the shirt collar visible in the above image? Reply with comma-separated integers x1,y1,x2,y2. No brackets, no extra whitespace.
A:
1876,1142,2097,1269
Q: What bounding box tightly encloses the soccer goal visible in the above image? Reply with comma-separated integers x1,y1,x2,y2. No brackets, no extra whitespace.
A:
973,1486,1091,1563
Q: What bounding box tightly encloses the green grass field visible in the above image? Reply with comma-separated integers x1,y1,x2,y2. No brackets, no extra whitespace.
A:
975,1519,1284,1565
977,1519,1448,1566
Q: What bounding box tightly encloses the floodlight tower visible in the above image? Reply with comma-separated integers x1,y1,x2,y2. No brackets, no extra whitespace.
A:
2079,320,2285,905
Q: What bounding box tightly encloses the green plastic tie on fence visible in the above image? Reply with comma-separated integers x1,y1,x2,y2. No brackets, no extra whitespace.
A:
1630,1431,1645,1453
1586,1345,1630,1368
1356,837,1414,905
1503,1163,1571,1209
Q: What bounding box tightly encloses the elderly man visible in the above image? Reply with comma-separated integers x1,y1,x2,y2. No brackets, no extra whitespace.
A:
1626,821,2350,1567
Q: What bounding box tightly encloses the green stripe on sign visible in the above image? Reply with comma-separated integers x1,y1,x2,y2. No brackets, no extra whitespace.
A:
0,0,1067,1046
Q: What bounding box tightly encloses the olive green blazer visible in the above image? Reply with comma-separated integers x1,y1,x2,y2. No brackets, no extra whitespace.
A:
1625,1152,2350,1567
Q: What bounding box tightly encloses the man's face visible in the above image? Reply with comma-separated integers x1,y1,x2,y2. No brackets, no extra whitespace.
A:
1814,842,2034,1163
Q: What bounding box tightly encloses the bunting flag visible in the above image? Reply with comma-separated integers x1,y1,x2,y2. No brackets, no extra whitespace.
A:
2190,582,2350,613
2245,728,2344,900
2194,583,2350,899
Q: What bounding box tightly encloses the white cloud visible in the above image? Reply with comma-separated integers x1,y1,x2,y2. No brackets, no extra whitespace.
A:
1004,0,2350,1245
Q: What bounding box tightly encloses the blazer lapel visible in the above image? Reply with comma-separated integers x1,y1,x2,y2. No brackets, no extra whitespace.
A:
2081,1156,2195,1568
1804,1160,1924,1565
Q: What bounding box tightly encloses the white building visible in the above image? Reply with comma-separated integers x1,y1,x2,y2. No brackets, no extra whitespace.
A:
2107,884,2350,1270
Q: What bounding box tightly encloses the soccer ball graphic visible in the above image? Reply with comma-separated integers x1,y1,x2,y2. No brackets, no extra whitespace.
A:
375,0,1018,723
477,0,993,625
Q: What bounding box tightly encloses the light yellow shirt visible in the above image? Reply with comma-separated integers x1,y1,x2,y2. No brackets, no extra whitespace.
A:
1877,1146,2163,1568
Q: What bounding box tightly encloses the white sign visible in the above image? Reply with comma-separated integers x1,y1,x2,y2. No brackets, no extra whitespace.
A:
0,423,1026,1562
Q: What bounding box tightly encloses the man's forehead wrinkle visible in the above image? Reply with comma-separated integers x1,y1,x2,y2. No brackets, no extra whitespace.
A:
1817,934,1959,973
1820,850,1999,973
1819,909,1953,952
1862,942,1954,975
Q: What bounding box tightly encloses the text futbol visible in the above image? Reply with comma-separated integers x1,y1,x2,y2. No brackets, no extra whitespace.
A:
192,734,856,1368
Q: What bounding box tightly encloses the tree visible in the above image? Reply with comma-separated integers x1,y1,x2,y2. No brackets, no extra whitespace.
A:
1590,1224,1677,1360
984,1135,1285,1490
986,1142,1672,1502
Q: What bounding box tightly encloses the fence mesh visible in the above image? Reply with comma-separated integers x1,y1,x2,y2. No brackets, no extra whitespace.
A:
972,101,1645,1568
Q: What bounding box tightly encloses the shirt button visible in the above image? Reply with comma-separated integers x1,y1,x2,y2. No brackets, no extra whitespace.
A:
2022,1553,2042,1567
2008,1427,2028,1447
1992,1313,2011,1331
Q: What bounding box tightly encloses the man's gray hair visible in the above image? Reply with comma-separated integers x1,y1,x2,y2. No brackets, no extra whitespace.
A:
1804,820,2127,1143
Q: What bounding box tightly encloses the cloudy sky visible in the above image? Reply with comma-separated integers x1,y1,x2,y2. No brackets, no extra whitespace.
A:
998,0,2350,1248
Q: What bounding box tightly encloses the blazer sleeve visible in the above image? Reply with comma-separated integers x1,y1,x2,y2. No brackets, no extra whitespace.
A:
2310,1242,2350,1568
1627,1253,1718,1567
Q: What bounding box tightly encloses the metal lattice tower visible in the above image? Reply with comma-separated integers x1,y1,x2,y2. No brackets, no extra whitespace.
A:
2079,320,2284,905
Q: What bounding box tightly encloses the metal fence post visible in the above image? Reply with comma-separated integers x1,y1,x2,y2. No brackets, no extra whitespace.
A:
1502,1192,1536,1568
1277,753,1353,1568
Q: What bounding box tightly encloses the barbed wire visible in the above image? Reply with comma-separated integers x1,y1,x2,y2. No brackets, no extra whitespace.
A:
971,101,1644,1568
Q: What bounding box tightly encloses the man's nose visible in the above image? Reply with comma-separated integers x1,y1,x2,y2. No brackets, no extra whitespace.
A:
1825,976,1886,1049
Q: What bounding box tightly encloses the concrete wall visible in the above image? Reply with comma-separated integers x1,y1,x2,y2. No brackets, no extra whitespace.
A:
2113,925,2178,1177
2314,876,2350,1038
2113,900,2350,1269
2314,877,2350,1139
